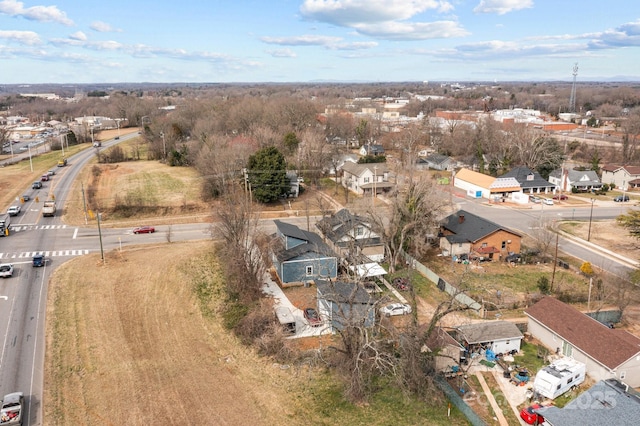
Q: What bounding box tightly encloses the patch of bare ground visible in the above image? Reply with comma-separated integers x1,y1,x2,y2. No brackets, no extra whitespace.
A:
44,241,311,426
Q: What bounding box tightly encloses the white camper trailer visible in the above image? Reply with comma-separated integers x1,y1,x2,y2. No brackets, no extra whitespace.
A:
533,357,586,400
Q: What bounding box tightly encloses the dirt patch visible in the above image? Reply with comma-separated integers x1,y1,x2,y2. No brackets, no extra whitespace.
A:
561,220,640,263
44,242,309,425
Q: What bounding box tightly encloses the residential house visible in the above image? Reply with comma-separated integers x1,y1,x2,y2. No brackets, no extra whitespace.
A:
525,297,640,387
541,379,640,425
424,153,455,171
271,220,338,286
439,209,522,261
498,165,556,195
285,171,302,198
453,168,496,199
316,279,376,330
341,161,394,196
315,208,384,262
359,144,385,156
549,168,603,193
601,164,640,190
423,327,466,373
455,321,524,356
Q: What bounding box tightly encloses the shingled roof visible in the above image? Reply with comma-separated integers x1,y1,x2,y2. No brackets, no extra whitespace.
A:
273,220,335,262
441,209,521,243
525,297,640,370
456,321,523,345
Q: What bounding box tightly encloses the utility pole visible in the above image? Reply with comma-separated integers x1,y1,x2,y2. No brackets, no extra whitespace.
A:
81,183,88,224
97,212,105,264
550,225,560,292
587,198,595,241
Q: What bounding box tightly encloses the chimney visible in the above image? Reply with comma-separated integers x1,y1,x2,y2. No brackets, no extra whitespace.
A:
458,214,465,224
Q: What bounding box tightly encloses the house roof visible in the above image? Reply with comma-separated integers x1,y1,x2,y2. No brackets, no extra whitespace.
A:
489,177,521,192
602,164,640,175
499,165,556,190
273,220,335,262
424,327,464,352
425,153,453,165
316,208,366,242
454,168,496,189
340,160,389,177
441,209,521,243
456,320,523,345
525,297,640,370
541,379,640,425
316,279,374,305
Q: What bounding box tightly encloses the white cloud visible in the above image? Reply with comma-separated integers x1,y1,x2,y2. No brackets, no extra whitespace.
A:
354,20,469,40
0,0,73,25
473,0,533,15
90,21,120,33
0,29,40,45
261,34,377,50
69,31,87,41
299,0,463,40
266,48,297,58
300,0,453,25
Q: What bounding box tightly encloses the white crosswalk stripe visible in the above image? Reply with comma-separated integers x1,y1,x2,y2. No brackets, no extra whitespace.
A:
0,250,90,259
8,224,68,232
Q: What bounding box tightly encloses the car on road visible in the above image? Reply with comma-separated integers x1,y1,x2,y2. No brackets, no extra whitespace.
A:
41,174,49,181
0,392,24,425
47,170,56,176
552,194,568,201
380,303,412,317
529,195,541,203
7,206,20,216
32,181,42,189
520,403,545,425
614,195,630,202
32,254,45,267
133,226,155,234
0,263,14,278
303,307,322,326
21,194,30,202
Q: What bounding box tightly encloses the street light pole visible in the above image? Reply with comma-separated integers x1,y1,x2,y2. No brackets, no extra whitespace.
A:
587,198,595,241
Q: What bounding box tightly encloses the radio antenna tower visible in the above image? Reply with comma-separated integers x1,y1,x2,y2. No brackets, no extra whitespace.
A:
569,63,578,113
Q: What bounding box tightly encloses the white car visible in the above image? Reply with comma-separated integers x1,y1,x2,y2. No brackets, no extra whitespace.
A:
542,198,554,206
380,303,412,317
7,205,20,216
0,263,14,278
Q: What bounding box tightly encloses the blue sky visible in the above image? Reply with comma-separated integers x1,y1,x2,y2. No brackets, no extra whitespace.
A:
1,0,640,84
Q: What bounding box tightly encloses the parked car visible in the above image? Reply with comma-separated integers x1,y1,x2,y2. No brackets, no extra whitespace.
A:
0,263,14,278
7,206,20,216
32,181,42,189
542,198,554,205
32,254,45,267
380,303,412,317
614,195,630,202
552,194,568,200
520,403,545,425
303,307,322,327
529,195,541,203
133,226,155,234
504,253,522,263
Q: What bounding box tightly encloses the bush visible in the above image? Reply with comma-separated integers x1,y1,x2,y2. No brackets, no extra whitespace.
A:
537,276,550,294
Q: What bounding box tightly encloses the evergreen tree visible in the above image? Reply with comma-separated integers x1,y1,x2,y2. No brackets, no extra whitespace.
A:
247,146,289,203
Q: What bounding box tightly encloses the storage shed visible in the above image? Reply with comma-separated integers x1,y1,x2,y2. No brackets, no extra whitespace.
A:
455,321,523,356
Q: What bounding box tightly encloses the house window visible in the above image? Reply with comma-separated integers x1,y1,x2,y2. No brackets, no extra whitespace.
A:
502,241,507,249
306,265,313,276
355,226,364,237
562,341,573,357
481,242,487,248
364,177,370,183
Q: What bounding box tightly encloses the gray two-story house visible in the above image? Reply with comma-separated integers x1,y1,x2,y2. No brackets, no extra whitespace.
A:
271,220,337,286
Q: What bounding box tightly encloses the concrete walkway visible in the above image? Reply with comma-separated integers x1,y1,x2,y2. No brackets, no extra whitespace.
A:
475,371,510,426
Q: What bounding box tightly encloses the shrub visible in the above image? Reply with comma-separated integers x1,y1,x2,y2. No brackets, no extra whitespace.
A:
537,276,550,294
